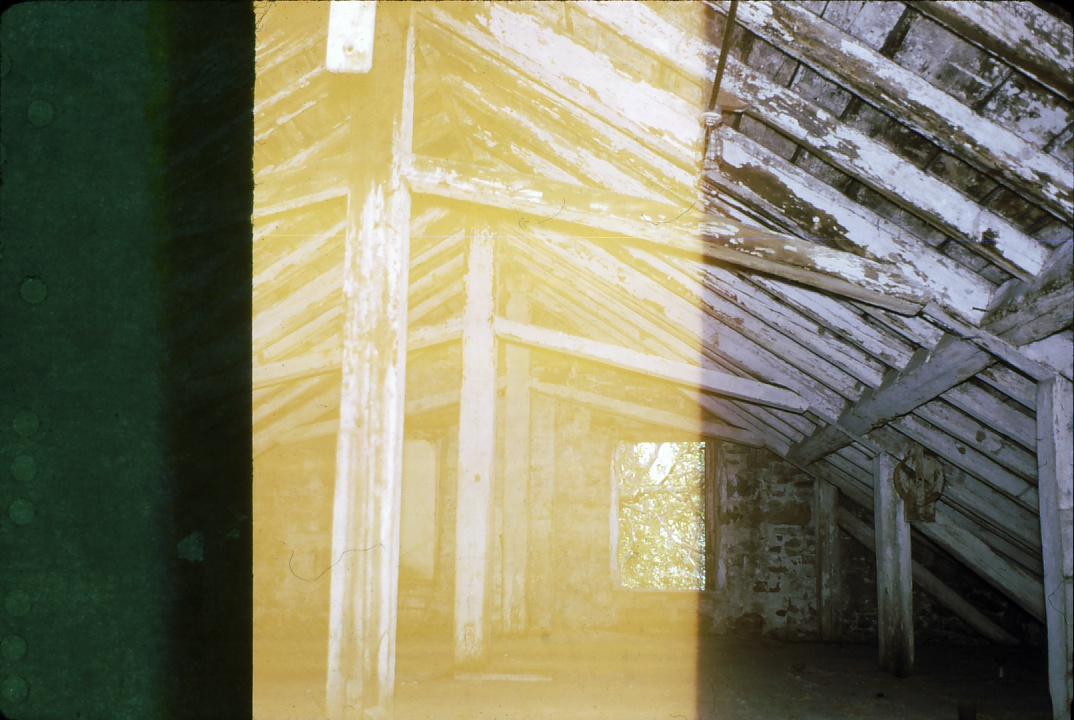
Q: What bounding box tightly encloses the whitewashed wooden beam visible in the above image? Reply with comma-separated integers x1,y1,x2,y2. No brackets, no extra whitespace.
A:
789,269,1074,466
422,3,697,192
253,218,346,291
266,389,465,450
252,143,348,220
577,1,1051,278
1023,332,1074,382
923,303,1058,384
500,282,530,634
874,453,914,677
454,228,498,666
253,319,460,388
816,479,841,641
530,381,763,447
326,6,414,718
524,229,847,419
1037,375,1074,720
494,318,807,412
986,277,1074,349
254,381,337,458
837,507,1018,646
406,157,929,314
913,1,1074,102
715,0,1073,221
709,126,993,319
254,209,458,358
253,262,341,351
526,229,846,419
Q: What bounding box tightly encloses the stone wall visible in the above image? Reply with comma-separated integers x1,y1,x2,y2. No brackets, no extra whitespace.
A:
412,398,1042,648
707,442,818,640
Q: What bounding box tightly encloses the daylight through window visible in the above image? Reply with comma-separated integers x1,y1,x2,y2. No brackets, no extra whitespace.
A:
613,441,706,591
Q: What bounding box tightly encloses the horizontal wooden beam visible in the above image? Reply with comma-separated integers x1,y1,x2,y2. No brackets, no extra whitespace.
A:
494,317,808,412
530,380,764,447
912,1,1074,102
837,507,1019,646
789,267,1074,466
406,156,929,314
253,319,461,388
715,0,1073,222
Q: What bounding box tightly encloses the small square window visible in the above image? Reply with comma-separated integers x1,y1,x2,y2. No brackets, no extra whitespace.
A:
612,441,706,591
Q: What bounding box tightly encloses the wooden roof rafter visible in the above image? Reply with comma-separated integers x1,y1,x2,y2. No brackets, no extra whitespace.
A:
710,0,1073,222
578,1,1054,283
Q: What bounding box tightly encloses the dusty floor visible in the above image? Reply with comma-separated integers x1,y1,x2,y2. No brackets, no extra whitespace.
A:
256,631,1050,720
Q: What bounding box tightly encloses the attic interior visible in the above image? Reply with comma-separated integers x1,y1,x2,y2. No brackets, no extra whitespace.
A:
252,2,1073,719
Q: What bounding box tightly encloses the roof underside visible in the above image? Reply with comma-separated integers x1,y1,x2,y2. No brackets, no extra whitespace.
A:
252,1,1074,628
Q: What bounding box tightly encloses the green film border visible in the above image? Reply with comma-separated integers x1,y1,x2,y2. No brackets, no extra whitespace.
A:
0,2,253,717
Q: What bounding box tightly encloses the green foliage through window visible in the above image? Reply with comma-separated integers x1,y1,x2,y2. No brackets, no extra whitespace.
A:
614,442,706,591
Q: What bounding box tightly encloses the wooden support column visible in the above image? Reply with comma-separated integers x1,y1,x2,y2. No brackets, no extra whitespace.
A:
454,227,498,666
325,6,414,719
1037,375,1074,720
815,479,841,641
527,393,556,634
501,281,531,634
874,453,914,677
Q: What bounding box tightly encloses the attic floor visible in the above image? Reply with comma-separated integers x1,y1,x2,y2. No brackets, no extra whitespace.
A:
256,632,1051,719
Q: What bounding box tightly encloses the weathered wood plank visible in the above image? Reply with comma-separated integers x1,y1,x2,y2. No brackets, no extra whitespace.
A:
326,7,414,717
422,3,697,195
577,1,1054,275
816,480,841,641
454,228,498,666
530,381,763,447
1037,375,1074,719
913,1,1074,102
810,453,1045,621
525,231,845,419
710,125,992,320
837,507,1018,646
717,0,1073,221
874,453,914,677
789,266,1074,466
494,318,807,412
838,440,1044,573
406,156,928,314
253,319,460,388
1022,331,1074,382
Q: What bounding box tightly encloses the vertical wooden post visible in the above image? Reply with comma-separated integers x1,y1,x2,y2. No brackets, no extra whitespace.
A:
874,452,914,677
816,479,841,641
528,393,556,634
703,440,719,592
1037,375,1073,720
325,5,414,719
502,282,531,633
454,227,498,666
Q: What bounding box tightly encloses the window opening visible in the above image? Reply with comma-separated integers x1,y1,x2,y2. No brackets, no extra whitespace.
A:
613,441,706,590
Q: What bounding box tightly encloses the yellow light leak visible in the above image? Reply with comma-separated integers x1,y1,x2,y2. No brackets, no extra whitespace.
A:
254,2,716,718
